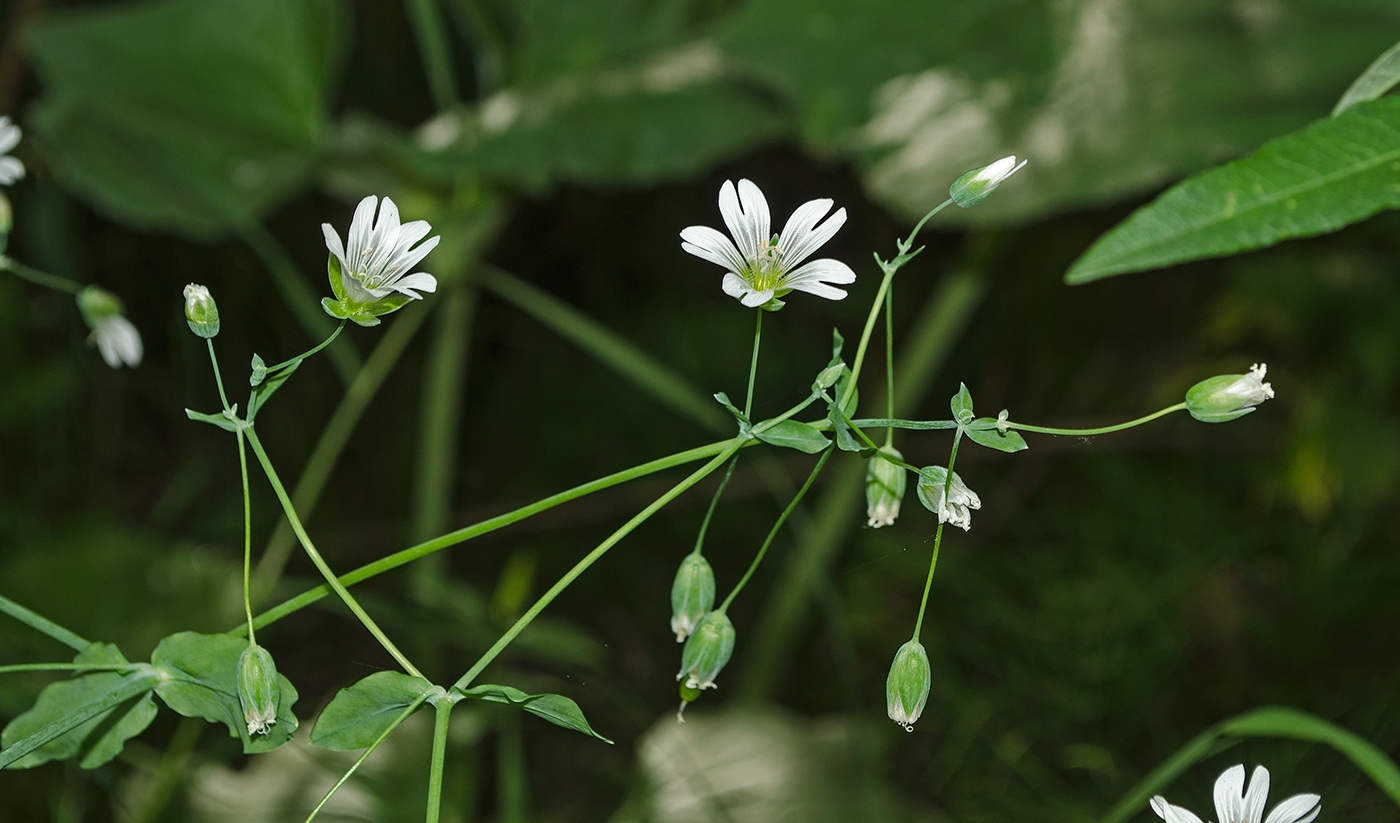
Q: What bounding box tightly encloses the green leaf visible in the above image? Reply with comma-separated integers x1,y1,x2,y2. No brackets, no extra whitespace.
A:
1335,38,1400,116
184,408,239,432
1220,706,1400,806
151,631,298,754
964,419,1028,453
0,643,157,769
712,392,749,430
454,684,612,743
311,671,436,751
1066,96,1400,283
753,420,831,454
245,359,300,422
950,383,974,425
26,0,342,238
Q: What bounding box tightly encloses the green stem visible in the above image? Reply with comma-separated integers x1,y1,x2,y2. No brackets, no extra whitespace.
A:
0,595,89,652
718,446,832,613
424,697,454,823
130,717,202,823
1006,403,1187,436
902,198,955,249
404,0,459,111
885,281,895,447
0,663,133,674
692,455,740,555
206,339,231,413
243,428,424,678
237,429,255,644
744,309,762,419
451,442,743,691
912,429,962,640
266,321,346,373
0,257,82,294
304,693,431,823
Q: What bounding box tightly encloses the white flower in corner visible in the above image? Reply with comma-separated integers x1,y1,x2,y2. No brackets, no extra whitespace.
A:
76,286,142,369
680,179,855,310
321,195,440,326
0,117,25,185
1151,764,1320,823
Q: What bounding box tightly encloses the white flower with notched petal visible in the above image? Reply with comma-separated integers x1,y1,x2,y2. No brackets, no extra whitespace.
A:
1151,764,1320,823
915,466,981,531
0,117,25,186
76,286,142,369
321,196,439,326
680,180,855,310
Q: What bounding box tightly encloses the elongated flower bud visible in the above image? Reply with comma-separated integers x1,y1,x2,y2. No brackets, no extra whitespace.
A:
237,644,279,736
1185,363,1274,423
182,283,220,338
886,640,931,730
865,445,907,528
950,156,1027,208
670,553,716,642
676,611,736,691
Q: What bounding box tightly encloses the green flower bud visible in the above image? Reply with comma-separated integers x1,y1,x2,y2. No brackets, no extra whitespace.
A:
0,190,13,240
865,445,907,528
182,283,220,339
949,155,1027,208
76,286,142,369
886,640,930,731
676,611,735,691
1185,363,1275,423
916,466,981,532
237,644,279,736
670,553,716,642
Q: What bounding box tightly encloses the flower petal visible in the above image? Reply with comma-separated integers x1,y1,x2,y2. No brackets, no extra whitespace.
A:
347,196,378,271
1263,794,1320,823
736,179,771,257
780,202,845,267
322,223,348,269
389,272,438,299
1242,766,1270,823
782,258,858,300
0,155,25,185
1215,764,1247,823
1150,797,1206,823
0,119,20,155
721,272,751,299
384,234,440,282
717,180,754,258
681,225,746,274
739,287,774,308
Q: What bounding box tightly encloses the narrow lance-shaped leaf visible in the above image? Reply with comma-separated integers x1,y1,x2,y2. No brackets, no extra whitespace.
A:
453,684,612,743
1334,38,1400,116
753,420,831,454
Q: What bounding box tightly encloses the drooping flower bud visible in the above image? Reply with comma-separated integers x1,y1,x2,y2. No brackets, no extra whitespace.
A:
915,466,981,531
676,611,736,691
1185,363,1275,423
76,286,143,369
885,640,931,730
236,643,279,736
950,155,1027,208
670,553,716,642
182,283,220,339
865,445,907,528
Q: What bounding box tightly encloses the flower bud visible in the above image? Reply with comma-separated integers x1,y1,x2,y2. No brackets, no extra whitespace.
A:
670,553,716,642
236,643,279,736
915,466,981,531
950,155,1027,208
886,640,930,731
865,445,907,528
182,283,220,338
1185,363,1275,423
676,611,735,691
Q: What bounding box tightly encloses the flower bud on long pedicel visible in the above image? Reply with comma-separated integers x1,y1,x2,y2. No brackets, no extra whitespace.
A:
886,640,931,730
237,644,279,736
670,553,716,642
866,445,907,528
676,611,736,690
949,155,1027,208
1185,363,1275,423
182,283,220,339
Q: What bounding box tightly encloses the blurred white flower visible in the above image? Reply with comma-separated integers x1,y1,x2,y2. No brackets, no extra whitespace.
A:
322,195,439,305
77,286,142,369
0,117,25,186
680,180,855,309
1150,764,1320,823
915,466,980,531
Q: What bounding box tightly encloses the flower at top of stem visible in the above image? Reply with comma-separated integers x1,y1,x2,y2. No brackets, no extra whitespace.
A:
0,117,25,186
680,179,855,311
866,445,907,528
949,155,1027,208
886,639,930,730
1185,364,1275,423
670,553,716,643
1150,764,1320,823
676,610,735,690
76,286,142,369
915,466,981,531
182,283,220,339
236,643,280,736
321,195,440,327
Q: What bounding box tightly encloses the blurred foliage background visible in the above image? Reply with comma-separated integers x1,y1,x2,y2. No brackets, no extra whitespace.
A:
0,0,1398,821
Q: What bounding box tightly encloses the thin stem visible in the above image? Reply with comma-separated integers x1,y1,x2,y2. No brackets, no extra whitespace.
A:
912,430,963,640
0,257,82,294
902,198,955,249
885,281,895,447
266,321,346,373
404,0,459,111
243,429,424,679
1006,403,1187,436
452,442,743,691
237,429,255,644
718,446,833,613
129,717,202,823
692,455,740,555
0,595,89,652
424,698,454,823
744,309,762,419
206,339,231,413
0,663,134,674
304,693,430,823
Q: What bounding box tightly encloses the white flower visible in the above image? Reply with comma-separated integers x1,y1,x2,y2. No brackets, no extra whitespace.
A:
1151,764,1320,823
0,117,25,186
322,195,439,306
915,466,981,531
949,155,1027,208
76,286,142,369
1221,363,1274,406
680,179,856,309
1185,363,1275,423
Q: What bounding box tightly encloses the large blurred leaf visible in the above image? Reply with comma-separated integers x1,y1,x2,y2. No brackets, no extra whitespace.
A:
26,0,341,238
1065,96,1400,283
